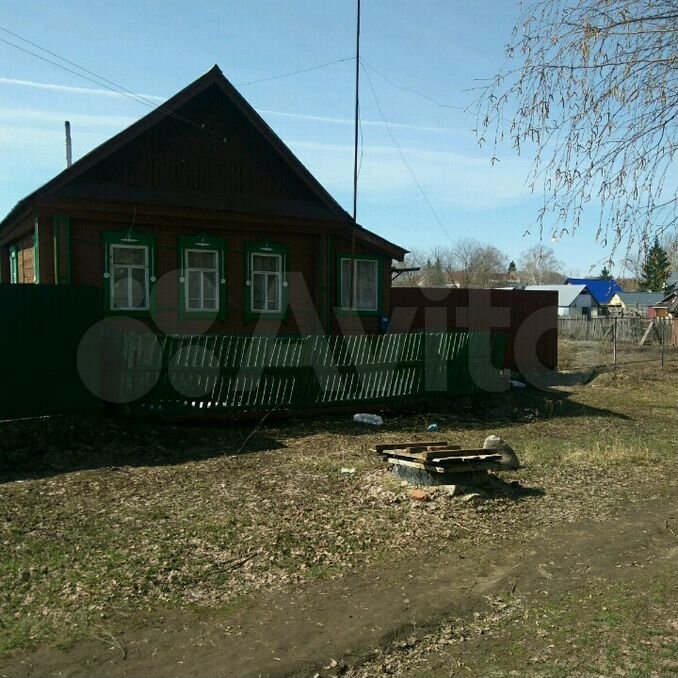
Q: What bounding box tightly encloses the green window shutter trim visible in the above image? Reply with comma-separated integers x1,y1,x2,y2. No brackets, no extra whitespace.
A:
335,252,384,317
102,229,157,317
244,240,290,323
178,234,228,321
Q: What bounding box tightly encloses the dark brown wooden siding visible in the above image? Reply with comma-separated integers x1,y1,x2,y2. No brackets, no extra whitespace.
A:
67,213,392,336
56,84,340,222
17,236,34,284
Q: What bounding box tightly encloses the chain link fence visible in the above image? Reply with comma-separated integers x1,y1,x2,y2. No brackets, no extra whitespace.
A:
558,316,677,372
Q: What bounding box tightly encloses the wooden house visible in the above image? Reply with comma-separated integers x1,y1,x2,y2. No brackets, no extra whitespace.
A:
0,65,406,335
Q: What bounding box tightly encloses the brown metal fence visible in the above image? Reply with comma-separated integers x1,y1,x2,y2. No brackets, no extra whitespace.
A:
390,288,558,371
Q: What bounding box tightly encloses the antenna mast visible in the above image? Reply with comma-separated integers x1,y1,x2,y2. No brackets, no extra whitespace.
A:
352,0,361,222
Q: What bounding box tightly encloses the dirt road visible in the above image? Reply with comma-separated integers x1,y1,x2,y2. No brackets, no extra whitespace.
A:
2,482,675,678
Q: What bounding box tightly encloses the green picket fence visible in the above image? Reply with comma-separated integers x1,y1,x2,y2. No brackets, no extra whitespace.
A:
115,331,507,415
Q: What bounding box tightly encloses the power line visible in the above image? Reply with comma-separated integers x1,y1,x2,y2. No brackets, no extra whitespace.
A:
361,59,466,112
360,61,455,246
236,57,354,87
0,32,227,143
0,25,355,144
0,26,164,112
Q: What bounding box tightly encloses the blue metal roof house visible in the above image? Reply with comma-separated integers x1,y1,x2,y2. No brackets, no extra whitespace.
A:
565,278,623,311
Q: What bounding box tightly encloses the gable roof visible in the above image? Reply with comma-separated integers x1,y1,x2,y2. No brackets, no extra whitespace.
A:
565,278,623,305
524,284,592,307
0,65,407,260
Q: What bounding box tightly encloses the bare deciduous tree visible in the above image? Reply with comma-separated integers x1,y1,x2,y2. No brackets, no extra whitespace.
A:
452,238,508,287
519,244,565,284
392,241,509,288
474,0,678,257
392,249,426,287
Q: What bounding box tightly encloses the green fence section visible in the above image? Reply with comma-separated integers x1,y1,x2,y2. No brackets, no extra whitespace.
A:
0,284,101,418
119,331,507,415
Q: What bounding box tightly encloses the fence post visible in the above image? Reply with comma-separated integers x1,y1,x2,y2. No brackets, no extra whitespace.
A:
613,316,617,370
661,318,665,370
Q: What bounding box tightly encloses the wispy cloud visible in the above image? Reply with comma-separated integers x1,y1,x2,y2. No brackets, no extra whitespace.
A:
0,126,106,148
0,107,135,128
258,109,468,135
289,140,533,210
0,77,468,135
0,77,165,102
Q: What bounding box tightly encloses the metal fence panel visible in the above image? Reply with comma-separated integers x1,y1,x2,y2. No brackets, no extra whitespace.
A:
0,284,101,418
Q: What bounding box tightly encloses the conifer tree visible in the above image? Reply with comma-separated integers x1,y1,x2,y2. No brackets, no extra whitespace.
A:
640,238,672,292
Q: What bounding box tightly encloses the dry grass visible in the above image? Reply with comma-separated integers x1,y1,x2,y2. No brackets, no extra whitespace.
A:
0,342,676,657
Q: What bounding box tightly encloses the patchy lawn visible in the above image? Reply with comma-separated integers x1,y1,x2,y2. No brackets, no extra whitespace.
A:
0,343,676,676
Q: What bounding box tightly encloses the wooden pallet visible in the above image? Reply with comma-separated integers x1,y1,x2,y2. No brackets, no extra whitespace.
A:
372,440,503,474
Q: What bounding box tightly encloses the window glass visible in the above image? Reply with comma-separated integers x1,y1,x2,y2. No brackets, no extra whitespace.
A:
187,250,217,269
340,259,352,308
356,260,378,310
112,246,146,266
251,252,282,313
187,270,202,309
184,248,220,312
252,254,280,273
340,258,378,311
267,275,279,310
202,271,217,309
110,244,149,310
130,268,147,308
252,274,266,310
112,268,129,309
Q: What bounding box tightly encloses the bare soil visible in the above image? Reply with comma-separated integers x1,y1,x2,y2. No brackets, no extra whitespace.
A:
2,485,675,678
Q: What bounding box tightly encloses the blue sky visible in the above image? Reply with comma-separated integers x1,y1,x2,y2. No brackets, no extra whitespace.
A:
0,0,626,275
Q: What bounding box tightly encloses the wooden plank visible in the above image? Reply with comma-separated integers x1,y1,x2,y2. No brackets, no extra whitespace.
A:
638,321,654,346
372,441,449,454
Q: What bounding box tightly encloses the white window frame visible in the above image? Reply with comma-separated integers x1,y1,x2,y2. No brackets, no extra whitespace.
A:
184,248,219,312
340,257,379,312
110,244,150,311
250,252,282,313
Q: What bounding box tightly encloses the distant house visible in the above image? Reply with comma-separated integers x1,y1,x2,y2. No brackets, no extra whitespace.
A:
490,271,522,287
651,290,678,318
618,292,665,318
523,284,599,317
565,278,623,315
0,66,407,336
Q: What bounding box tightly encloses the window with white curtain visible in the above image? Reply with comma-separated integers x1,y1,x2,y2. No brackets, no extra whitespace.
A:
340,257,378,311
185,249,218,311
110,244,150,310
251,253,282,312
